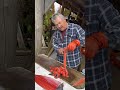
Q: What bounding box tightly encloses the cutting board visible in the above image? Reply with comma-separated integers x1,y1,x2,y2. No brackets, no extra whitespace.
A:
35,54,85,89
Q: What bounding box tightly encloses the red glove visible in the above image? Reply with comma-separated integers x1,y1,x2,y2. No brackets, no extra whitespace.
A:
85,32,108,59
67,39,80,51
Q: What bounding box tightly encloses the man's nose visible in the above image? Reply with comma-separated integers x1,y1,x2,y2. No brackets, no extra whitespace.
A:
57,24,61,28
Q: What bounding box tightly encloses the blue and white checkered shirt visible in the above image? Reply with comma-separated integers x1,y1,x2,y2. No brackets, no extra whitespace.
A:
52,23,85,68
84,0,120,90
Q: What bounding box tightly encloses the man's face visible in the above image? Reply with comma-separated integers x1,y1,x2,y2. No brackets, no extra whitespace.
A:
54,16,67,31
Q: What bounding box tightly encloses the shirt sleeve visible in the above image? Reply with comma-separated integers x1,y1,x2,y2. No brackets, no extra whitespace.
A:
76,25,85,47
52,31,60,52
98,0,120,50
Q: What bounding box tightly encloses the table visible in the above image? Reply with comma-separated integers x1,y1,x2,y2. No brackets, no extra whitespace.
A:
35,63,85,90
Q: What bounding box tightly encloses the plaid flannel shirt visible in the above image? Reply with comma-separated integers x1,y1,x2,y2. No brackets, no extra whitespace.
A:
84,0,120,90
52,23,85,68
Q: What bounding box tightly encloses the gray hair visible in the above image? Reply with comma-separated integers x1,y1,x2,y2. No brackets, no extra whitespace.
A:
51,13,66,23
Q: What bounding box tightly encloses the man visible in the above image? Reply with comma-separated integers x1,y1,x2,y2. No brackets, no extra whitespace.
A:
51,13,85,70
84,0,120,90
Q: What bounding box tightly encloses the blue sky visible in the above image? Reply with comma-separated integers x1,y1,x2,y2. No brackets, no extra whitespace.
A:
54,2,60,13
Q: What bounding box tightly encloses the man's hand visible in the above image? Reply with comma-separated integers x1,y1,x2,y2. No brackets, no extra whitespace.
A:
58,48,64,55
85,32,108,59
85,36,99,59
67,40,80,51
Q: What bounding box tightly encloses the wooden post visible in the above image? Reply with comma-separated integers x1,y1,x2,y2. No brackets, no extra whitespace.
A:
17,22,26,49
35,0,44,56
0,0,18,70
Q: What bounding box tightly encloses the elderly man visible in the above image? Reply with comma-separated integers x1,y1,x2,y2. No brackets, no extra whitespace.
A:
51,13,85,70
